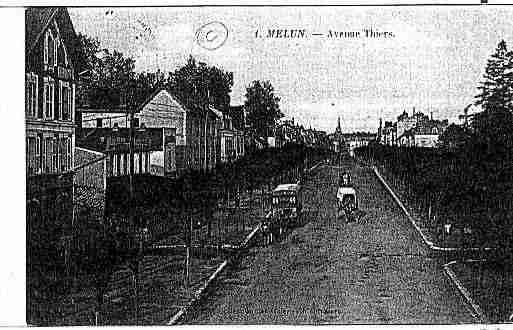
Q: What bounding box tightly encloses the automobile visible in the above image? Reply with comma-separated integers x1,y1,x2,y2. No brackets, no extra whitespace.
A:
270,183,303,233
337,186,358,223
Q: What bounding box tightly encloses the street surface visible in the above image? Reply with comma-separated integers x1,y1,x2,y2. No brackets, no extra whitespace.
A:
186,159,475,324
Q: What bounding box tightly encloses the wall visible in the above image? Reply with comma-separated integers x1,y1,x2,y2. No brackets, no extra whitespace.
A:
81,112,128,128
74,147,106,191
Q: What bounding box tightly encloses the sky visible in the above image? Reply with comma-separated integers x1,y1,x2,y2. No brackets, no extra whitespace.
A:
69,6,513,133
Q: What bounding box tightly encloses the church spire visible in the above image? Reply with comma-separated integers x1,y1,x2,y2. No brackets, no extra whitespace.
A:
336,117,342,134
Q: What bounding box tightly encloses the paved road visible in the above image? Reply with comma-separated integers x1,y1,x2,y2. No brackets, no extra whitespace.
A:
186,160,474,324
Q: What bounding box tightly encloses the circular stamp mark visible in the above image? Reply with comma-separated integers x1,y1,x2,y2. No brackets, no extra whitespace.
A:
196,21,228,50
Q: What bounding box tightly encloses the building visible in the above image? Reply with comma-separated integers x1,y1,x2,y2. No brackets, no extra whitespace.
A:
396,109,418,139
381,121,397,146
76,126,176,177
78,88,219,176
397,118,449,148
227,105,245,160
26,7,86,271
210,105,244,163
380,107,450,148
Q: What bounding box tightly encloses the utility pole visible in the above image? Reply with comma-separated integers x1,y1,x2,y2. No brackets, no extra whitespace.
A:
127,106,143,325
129,110,135,208
184,187,192,290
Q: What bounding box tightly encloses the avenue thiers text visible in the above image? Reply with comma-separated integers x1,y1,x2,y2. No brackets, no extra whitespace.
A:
255,28,395,38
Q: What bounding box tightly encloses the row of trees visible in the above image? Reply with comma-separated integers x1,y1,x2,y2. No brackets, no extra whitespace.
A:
78,34,283,142
359,40,513,252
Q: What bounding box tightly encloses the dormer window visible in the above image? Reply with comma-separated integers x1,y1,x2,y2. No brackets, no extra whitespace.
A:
44,30,56,67
57,41,68,67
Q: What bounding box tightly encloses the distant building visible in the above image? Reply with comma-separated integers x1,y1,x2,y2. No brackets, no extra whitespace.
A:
396,109,418,139
397,117,449,148
382,108,449,148
381,121,397,146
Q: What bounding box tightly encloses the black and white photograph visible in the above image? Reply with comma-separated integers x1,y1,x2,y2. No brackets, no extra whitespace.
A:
19,2,513,326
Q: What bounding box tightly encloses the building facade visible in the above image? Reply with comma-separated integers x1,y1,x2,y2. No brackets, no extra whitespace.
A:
76,127,174,177
26,7,85,272
211,105,245,163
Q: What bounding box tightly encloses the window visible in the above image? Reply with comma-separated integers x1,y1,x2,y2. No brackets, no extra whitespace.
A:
121,154,126,175
45,137,53,173
44,31,56,67
57,41,67,66
57,81,71,121
43,78,55,119
36,135,42,173
123,154,128,174
60,137,67,172
53,135,59,172
65,136,72,171
56,81,62,120
62,84,70,120
25,73,38,118
113,154,118,176
116,154,121,176
109,154,114,176
134,153,139,174
27,137,36,175
96,118,103,128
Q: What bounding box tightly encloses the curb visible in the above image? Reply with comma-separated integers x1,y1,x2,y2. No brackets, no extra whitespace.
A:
308,160,324,173
372,165,494,253
443,261,488,323
167,259,229,326
166,224,261,325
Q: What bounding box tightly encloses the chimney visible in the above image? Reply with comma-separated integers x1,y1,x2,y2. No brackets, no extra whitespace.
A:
430,112,433,120
413,107,415,115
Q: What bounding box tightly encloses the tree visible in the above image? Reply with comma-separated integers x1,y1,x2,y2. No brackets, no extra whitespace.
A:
473,40,513,153
129,70,168,106
437,123,470,150
77,33,137,109
168,56,233,110
244,80,283,140
475,40,513,113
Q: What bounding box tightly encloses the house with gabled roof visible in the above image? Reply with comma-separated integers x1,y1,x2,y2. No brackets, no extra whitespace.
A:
78,87,219,176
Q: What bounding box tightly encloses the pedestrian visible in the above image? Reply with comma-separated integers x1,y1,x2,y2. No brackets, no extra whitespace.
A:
261,220,270,246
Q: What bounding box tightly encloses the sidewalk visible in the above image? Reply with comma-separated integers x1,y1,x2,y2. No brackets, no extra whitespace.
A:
445,260,513,323
30,199,266,326
370,163,495,253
